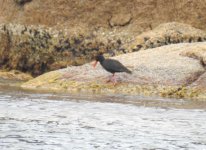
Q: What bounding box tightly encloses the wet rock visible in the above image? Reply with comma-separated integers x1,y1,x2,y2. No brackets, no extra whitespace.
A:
129,22,206,52
22,42,206,100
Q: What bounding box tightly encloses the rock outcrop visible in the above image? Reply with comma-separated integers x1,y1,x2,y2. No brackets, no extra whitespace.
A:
22,42,206,100
128,22,206,51
1,22,206,76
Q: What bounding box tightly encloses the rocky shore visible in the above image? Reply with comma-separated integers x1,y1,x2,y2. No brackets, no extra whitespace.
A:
0,22,205,100
0,0,206,100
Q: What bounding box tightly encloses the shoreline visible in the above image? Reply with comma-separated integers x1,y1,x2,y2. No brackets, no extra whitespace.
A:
1,79,206,110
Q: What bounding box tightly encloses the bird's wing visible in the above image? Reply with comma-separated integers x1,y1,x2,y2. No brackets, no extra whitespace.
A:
104,59,131,73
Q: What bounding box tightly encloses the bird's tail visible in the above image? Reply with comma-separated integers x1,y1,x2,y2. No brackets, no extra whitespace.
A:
126,69,132,74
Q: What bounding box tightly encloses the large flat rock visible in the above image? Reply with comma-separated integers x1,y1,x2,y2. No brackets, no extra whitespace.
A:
22,42,206,100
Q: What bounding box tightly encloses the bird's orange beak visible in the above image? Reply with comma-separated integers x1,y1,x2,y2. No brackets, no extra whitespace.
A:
93,60,98,68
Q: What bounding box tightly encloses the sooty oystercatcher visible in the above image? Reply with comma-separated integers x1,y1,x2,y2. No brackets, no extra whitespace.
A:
93,53,132,84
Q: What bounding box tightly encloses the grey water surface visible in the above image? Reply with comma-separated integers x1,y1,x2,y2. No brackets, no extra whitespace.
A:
0,86,206,150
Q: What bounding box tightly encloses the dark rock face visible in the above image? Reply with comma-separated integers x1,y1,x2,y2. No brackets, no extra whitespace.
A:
0,24,125,76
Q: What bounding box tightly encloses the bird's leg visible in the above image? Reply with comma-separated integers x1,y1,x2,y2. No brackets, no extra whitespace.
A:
105,73,117,85
106,75,113,83
112,73,117,85
92,61,98,68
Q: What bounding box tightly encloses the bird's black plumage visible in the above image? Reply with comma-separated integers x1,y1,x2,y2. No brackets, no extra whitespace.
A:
95,54,132,74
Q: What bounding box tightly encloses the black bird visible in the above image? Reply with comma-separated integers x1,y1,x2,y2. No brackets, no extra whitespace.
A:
93,54,132,84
